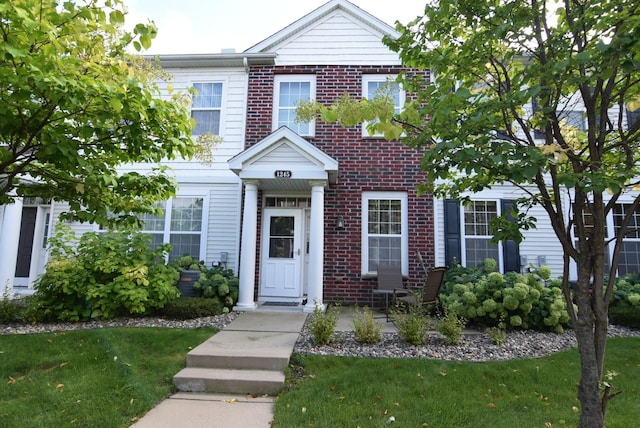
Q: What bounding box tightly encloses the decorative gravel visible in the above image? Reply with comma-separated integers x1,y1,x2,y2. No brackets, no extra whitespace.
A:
2,313,639,362
293,323,640,362
0,312,241,336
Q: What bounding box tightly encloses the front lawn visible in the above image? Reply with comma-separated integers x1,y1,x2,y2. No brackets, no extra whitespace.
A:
273,337,640,428
0,327,217,428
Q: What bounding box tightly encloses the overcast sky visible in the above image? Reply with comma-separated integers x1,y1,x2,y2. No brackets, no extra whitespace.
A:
124,0,426,54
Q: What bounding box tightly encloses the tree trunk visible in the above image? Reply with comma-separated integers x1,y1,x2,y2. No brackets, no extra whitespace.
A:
574,261,605,428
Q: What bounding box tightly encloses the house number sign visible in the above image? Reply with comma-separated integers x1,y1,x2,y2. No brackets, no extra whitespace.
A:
274,170,292,178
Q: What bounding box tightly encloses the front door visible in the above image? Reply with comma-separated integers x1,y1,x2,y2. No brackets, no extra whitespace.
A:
260,208,303,298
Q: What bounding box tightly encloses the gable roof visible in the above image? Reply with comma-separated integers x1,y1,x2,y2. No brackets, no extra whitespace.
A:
244,0,399,54
228,127,338,190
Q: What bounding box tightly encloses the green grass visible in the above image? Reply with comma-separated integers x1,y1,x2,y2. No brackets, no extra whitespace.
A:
273,338,640,428
0,327,217,428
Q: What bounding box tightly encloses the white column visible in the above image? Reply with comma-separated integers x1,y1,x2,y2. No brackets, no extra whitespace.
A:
0,197,24,295
234,181,259,311
304,181,326,313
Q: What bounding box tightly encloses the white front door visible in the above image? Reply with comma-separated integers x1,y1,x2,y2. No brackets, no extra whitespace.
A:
260,208,303,298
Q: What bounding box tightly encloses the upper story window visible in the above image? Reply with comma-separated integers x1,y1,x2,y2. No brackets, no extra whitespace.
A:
273,75,315,136
531,98,585,139
362,75,405,137
559,110,585,131
192,82,223,135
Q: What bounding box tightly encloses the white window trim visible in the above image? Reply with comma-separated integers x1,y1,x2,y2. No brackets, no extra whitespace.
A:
272,75,316,136
361,191,409,276
460,199,503,271
362,74,405,138
190,80,227,136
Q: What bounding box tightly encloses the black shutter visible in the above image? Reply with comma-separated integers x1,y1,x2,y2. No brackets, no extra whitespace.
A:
501,199,521,273
444,199,461,266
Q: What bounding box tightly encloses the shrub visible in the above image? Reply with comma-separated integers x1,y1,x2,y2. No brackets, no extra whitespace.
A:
192,266,239,313
34,225,180,321
609,273,640,328
15,295,51,324
436,310,466,345
0,289,18,324
157,297,222,320
442,261,570,332
392,301,430,345
352,306,383,344
307,303,340,345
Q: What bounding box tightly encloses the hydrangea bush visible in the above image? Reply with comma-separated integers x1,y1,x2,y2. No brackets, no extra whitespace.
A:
442,259,572,332
193,266,239,313
609,272,640,328
170,256,239,313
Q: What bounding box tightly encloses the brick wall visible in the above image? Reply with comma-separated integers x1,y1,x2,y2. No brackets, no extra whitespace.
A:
246,65,434,305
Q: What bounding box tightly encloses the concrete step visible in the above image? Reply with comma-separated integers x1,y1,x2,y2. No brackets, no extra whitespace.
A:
185,331,298,371
173,367,285,395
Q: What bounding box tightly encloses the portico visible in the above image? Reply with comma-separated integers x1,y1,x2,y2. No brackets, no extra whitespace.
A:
228,127,338,312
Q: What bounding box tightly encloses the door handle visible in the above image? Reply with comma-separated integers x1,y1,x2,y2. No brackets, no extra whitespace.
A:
297,248,301,256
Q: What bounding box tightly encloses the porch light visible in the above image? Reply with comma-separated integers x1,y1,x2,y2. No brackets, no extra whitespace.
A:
336,216,345,230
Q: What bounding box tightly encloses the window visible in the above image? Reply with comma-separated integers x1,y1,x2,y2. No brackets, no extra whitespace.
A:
613,204,640,275
560,110,585,131
362,75,405,137
362,192,408,275
192,82,222,135
627,107,640,130
140,197,205,260
463,201,500,267
531,98,585,139
273,75,315,136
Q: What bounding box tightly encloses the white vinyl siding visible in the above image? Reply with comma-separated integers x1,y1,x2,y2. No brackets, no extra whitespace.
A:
362,192,408,276
273,75,316,136
253,12,401,65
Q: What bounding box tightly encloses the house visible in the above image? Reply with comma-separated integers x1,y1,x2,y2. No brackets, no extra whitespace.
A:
2,0,639,308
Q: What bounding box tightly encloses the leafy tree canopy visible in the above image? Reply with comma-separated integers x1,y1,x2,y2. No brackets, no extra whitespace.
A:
0,0,195,226
297,1,640,426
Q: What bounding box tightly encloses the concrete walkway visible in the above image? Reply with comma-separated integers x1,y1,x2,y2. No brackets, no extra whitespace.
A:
130,307,397,428
130,310,308,428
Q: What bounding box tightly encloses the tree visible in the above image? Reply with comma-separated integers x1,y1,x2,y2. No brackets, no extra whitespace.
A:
0,0,195,226
297,1,640,426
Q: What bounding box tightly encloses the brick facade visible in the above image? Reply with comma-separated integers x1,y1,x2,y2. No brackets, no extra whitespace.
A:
246,65,434,305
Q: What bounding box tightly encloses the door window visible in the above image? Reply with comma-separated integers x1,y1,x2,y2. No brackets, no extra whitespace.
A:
269,216,295,258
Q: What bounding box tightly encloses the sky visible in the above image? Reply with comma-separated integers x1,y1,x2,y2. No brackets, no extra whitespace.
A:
124,0,427,55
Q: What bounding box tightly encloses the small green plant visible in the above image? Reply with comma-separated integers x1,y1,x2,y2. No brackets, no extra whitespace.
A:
307,302,340,345
15,295,50,324
487,326,506,345
352,306,383,344
0,288,18,324
392,301,430,345
436,310,466,345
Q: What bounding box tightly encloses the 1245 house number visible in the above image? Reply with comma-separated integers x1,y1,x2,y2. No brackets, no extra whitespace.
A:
274,170,292,178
